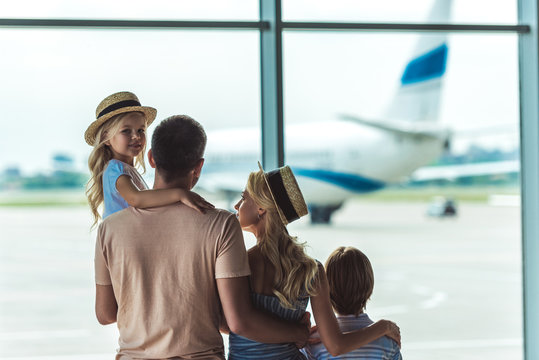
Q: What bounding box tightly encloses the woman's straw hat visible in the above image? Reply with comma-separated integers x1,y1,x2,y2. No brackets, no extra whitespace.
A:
84,91,157,146
257,161,309,225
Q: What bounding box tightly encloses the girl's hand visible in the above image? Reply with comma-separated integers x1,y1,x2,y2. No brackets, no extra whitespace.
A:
377,320,401,348
307,325,322,345
178,189,215,213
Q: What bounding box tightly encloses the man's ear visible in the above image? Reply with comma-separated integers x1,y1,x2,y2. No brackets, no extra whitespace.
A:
193,158,205,177
147,149,156,168
190,158,205,188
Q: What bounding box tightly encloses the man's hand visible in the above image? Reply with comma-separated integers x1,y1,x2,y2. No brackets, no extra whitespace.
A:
217,277,311,344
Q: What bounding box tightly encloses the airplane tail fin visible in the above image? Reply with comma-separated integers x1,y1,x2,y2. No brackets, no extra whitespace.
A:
384,0,452,123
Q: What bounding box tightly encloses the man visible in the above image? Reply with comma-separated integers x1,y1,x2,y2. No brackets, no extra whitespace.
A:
95,115,308,359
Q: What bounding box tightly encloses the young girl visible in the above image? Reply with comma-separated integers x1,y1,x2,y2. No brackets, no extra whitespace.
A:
227,163,400,359
85,91,212,227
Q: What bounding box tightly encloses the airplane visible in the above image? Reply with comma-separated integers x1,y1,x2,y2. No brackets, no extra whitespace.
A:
199,0,459,223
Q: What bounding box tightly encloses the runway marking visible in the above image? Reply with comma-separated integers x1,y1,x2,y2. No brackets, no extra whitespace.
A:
0,329,90,341
411,285,448,309
406,338,522,350
420,291,448,309
370,287,448,316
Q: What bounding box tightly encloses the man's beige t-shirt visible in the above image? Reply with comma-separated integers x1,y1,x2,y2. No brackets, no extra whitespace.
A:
95,204,251,359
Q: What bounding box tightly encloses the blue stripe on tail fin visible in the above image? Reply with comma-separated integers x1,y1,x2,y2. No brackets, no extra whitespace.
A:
401,43,448,85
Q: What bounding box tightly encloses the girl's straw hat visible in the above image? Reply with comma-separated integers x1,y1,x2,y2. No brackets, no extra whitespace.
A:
257,161,309,225
84,91,157,145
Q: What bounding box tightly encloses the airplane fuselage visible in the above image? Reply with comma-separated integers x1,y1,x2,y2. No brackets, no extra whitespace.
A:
203,120,448,208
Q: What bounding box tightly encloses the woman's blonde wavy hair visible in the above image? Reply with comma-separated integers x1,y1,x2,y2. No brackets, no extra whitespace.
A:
246,170,319,308
86,112,147,228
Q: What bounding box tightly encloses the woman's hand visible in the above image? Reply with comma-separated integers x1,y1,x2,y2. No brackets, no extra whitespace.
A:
376,320,401,347
295,311,313,349
178,189,215,213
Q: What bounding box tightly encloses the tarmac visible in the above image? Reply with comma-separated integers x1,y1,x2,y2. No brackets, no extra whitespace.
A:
0,199,523,359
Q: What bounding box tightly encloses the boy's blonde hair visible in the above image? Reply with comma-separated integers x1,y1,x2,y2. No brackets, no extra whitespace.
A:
246,170,319,308
325,246,374,316
85,111,147,228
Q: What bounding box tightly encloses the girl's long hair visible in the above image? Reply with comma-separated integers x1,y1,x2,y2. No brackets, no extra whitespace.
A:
246,170,319,308
86,112,147,228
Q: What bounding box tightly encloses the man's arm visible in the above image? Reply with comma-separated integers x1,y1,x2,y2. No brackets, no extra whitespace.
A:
95,284,118,325
217,276,309,344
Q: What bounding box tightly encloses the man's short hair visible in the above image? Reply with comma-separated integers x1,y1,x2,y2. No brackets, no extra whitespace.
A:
325,246,374,316
151,115,207,182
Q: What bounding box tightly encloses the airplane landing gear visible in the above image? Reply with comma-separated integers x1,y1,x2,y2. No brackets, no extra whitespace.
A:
309,204,343,224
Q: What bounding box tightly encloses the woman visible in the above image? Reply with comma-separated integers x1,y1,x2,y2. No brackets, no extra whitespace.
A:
228,163,400,359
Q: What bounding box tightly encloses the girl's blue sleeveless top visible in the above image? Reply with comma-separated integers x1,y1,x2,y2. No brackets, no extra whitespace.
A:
228,292,309,360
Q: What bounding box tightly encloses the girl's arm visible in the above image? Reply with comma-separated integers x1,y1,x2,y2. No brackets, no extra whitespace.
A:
310,265,400,356
116,175,214,213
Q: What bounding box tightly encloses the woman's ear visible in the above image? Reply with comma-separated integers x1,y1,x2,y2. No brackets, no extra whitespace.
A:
258,208,266,218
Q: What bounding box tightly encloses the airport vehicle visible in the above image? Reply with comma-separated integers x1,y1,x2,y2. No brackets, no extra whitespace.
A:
426,196,457,217
200,0,456,223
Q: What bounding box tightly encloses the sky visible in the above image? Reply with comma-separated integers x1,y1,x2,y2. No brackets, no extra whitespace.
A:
0,0,520,174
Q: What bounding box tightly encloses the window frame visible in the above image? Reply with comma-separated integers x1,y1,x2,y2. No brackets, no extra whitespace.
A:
1,1,536,357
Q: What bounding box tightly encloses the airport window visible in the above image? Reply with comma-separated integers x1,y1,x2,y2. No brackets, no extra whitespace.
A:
0,0,535,358
0,28,260,176
282,0,517,25
0,27,260,357
283,30,522,358
1,1,259,21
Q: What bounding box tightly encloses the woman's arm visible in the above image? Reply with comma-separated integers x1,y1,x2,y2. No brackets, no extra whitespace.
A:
310,265,400,356
116,175,214,212
219,306,231,334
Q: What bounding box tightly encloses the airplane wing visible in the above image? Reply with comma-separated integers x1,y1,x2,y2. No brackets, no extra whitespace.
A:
410,160,520,182
339,114,450,139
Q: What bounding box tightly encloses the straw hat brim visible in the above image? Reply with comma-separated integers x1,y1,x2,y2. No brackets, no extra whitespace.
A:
258,161,289,225
257,161,308,225
84,106,157,146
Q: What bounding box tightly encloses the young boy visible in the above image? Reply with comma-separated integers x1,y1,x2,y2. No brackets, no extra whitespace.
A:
302,246,402,359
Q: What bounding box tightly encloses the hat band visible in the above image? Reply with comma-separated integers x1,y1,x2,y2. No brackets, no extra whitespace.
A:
267,171,299,223
97,99,141,118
